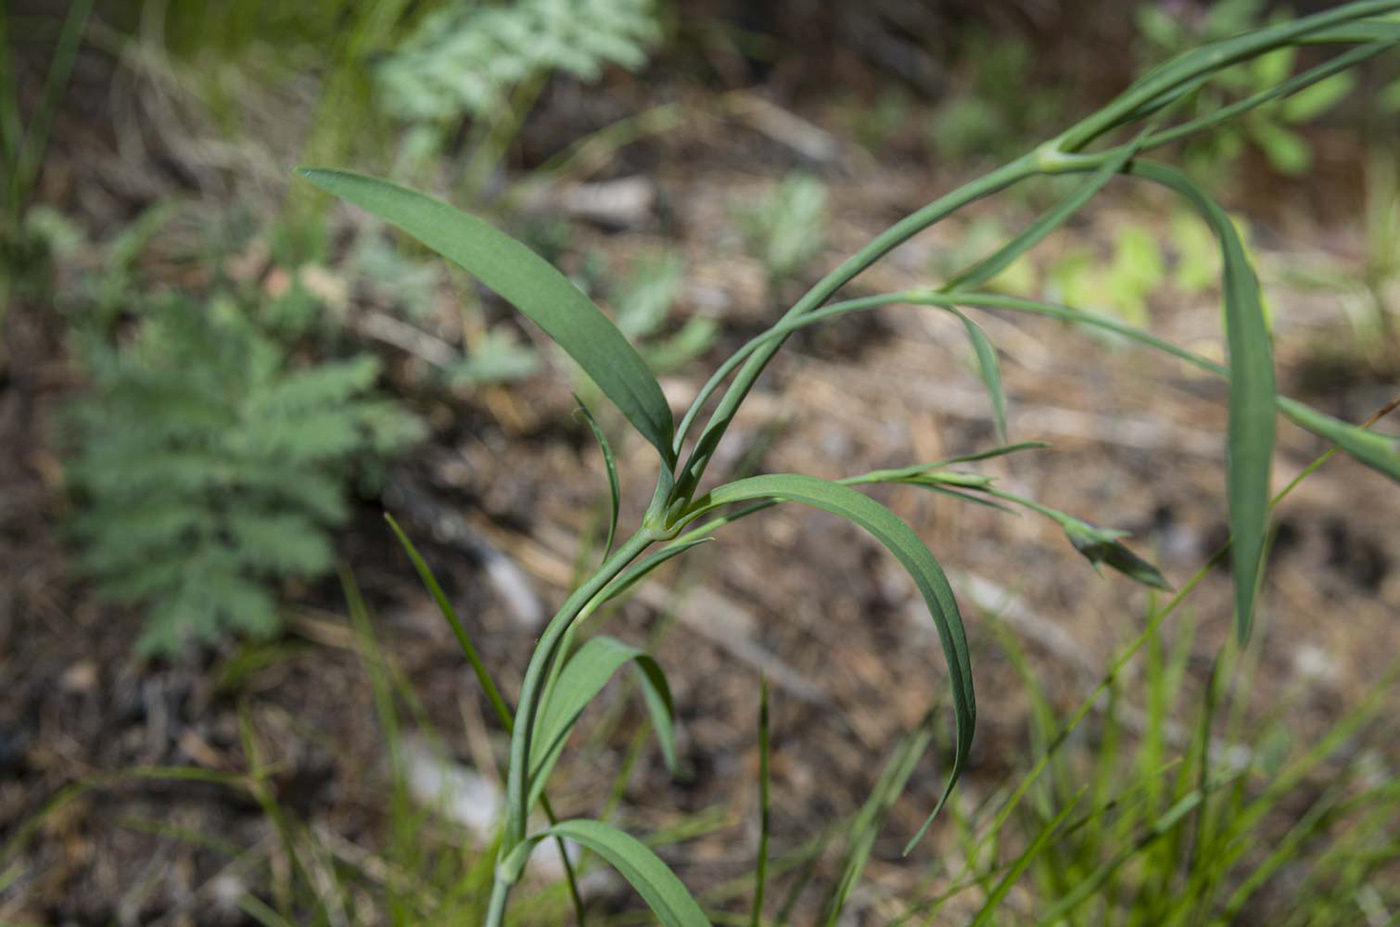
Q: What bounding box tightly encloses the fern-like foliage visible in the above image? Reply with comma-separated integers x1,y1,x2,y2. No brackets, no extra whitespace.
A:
375,0,661,122
66,294,424,656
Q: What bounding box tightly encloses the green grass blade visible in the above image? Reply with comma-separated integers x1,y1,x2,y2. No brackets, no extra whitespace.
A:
503,819,712,926
970,791,1084,926
528,636,677,812
384,514,514,729
9,0,94,210
297,169,676,464
1275,396,1400,482
680,474,973,851
753,674,771,927
576,396,621,558
950,309,1008,442
819,709,938,926
1126,161,1275,641
1033,790,1206,927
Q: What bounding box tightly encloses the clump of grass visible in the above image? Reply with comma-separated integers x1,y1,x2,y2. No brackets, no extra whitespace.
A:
300,4,1400,923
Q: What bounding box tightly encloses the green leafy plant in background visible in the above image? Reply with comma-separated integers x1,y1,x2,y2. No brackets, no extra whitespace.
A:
927,27,1067,163
65,292,424,655
302,3,1400,922
734,170,830,292
610,250,717,373
375,0,662,197
1136,0,1360,178
1282,146,1400,360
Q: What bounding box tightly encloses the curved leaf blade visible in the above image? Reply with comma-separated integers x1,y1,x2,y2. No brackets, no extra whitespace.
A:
1129,161,1275,641
951,309,1007,442
528,636,677,811
683,474,973,848
504,819,711,927
297,168,675,463
575,396,621,558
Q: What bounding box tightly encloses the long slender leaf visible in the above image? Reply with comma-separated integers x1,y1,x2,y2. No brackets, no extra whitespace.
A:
384,514,514,728
969,791,1084,926
1125,161,1275,641
951,309,1007,442
752,674,771,927
297,169,676,463
528,636,677,812
819,709,937,925
680,474,973,850
502,819,711,927
576,396,621,558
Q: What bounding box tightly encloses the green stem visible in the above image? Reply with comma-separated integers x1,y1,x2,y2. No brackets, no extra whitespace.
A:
673,155,1040,480
490,530,655,922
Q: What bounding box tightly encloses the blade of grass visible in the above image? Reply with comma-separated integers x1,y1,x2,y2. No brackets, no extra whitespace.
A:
385,513,514,727
819,707,938,925
576,396,621,558
752,673,771,927
7,0,93,215
1125,160,1275,641
950,308,1007,442
970,791,1085,926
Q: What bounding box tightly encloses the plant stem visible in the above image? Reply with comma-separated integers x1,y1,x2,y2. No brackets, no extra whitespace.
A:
490,529,655,924
673,154,1040,493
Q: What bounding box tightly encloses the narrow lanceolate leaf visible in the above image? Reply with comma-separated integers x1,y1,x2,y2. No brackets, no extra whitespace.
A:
969,791,1083,926
752,674,771,927
1128,161,1275,642
502,819,711,927
1276,397,1400,483
951,309,1007,442
576,396,621,558
528,636,677,812
820,708,936,925
681,474,973,849
384,514,514,728
297,169,675,464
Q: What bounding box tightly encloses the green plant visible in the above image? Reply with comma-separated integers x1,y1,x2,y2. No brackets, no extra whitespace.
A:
1282,145,1400,356
302,4,1400,921
927,27,1067,162
0,0,92,324
734,170,829,291
65,291,424,655
1136,0,1362,178
375,0,662,197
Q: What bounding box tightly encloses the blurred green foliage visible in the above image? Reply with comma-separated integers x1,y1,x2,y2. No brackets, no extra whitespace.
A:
735,171,829,290
66,290,423,655
1135,0,1357,178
